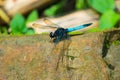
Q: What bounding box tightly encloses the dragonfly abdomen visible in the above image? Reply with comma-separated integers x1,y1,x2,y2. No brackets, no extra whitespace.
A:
66,23,92,32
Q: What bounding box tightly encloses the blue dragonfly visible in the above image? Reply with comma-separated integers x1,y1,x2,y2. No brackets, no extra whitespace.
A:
33,18,92,70
42,18,92,43
42,18,92,70
33,18,92,43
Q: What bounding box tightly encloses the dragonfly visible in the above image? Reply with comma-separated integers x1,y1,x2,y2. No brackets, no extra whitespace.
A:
32,18,92,70
32,18,92,44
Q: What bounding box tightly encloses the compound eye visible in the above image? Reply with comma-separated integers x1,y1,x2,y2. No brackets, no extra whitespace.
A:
49,32,55,38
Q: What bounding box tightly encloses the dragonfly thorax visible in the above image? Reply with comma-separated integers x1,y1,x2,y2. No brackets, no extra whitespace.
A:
49,28,68,43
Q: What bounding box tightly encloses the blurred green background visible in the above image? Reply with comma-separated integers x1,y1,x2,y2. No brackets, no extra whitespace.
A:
0,0,120,35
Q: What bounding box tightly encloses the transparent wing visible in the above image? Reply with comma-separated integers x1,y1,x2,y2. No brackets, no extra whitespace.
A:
44,18,61,28
32,23,51,29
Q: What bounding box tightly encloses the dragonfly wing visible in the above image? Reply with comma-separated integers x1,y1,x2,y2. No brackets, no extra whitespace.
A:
66,23,92,32
32,23,52,29
44,18,61,28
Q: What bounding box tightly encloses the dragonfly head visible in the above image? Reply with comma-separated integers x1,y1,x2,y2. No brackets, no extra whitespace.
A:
49,28,69,43
49,32,55,38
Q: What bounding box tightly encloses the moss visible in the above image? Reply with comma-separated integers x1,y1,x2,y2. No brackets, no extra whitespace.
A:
87,27,102,33
68,31,84,36
112,40,120,46
41,32,49,35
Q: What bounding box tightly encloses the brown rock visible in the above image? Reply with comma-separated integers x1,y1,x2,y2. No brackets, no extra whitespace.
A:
0,29,120,80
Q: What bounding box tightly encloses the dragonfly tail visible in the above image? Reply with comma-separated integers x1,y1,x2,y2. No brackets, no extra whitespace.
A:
66,23,92,32
82,23,92,27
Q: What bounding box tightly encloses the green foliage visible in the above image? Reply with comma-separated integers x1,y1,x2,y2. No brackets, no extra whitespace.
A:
44,4,61,16
25,28,35,35
100,10,120,30
0,26,8,34
75,0,84,10
10,10,38,35
87,0,115,13
87,0,120,31
44,0,88,16
75,0,87,10
26,10,39,23
44,0,66,16
10,13,26,34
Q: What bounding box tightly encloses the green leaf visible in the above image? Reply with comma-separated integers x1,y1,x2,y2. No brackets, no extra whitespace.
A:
44,0,66,16
10,13,26,34
75,0,84,10
44,4,62,16
100,10,120,30
26,10,39,23
25,28,35,35
87,0,115,13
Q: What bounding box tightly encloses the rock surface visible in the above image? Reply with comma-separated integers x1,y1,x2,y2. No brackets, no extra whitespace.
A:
0,29,120,80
